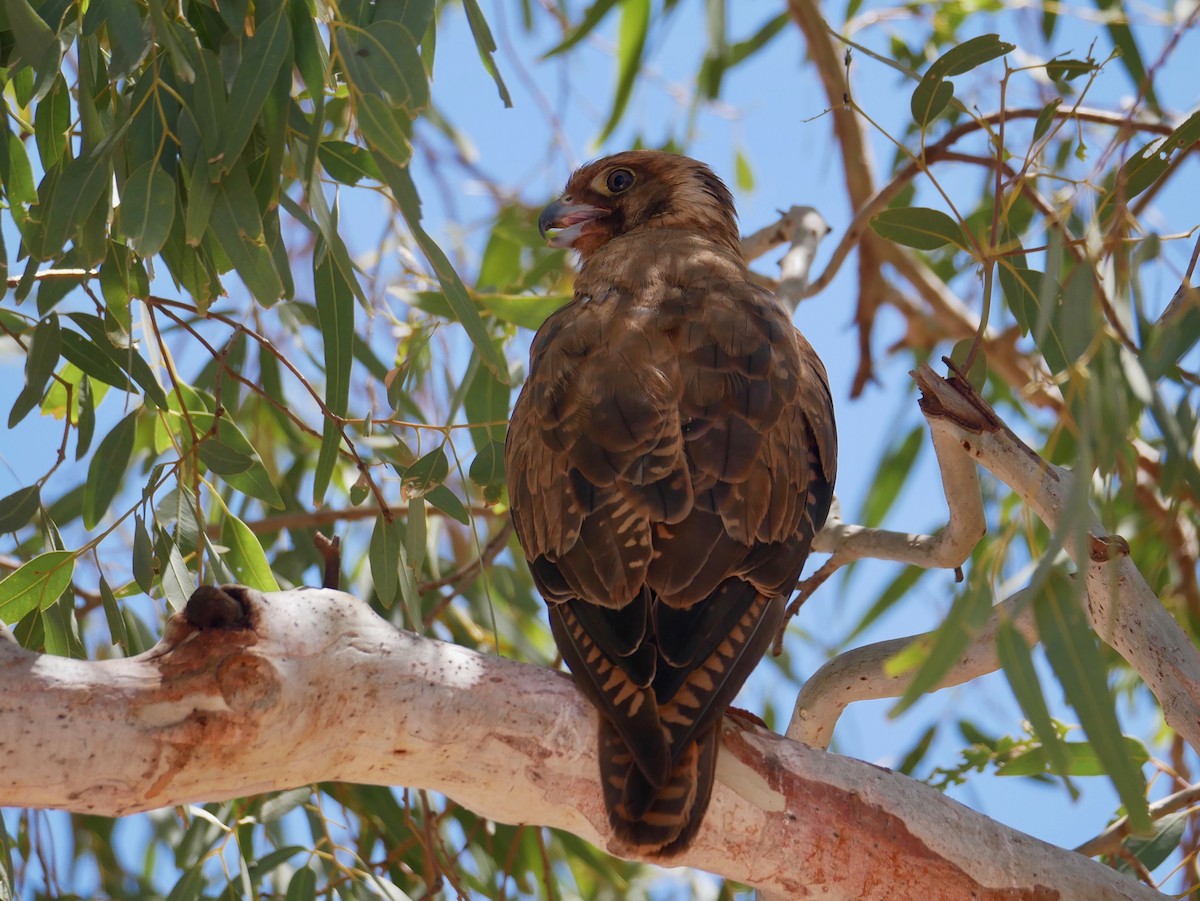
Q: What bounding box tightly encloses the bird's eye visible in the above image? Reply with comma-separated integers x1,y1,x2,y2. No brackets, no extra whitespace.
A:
606,168,635,193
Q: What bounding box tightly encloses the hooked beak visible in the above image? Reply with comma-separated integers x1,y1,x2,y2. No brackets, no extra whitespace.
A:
538,198,609,248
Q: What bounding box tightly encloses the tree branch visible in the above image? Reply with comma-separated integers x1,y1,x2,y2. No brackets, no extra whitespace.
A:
912,365,1200,753
788,586,1037,749
0,585,1159,899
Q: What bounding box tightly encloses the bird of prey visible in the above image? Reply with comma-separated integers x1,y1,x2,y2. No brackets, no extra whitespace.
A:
505,150,837,857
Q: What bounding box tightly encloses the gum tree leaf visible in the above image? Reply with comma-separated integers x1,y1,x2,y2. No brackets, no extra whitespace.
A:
870,207,966,250
83,409,139,529
221,514,280,592
1035,570,1152,833
121,160,176,256
0,551,74,623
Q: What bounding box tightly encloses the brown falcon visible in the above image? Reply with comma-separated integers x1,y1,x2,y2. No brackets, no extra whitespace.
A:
505,150,837,856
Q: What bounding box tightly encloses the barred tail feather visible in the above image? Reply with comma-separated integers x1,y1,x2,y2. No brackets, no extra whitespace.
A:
599,718,719,857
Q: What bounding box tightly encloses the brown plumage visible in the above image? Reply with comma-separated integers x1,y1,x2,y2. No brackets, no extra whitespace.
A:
505,150,837,857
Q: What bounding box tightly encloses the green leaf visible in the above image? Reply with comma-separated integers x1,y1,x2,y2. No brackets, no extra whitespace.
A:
402,447,449,498
67,313,168,408
83,409,139,529
285,867,317,901
1098,110,1200,220
4,130,37,204
1057,266,1098,366
598,0,649,143
313,421,341,506
98,574,129,649
479,293,570,330
890,578,991,715
1116,809,1189,874
216,2,293,176
2,0,59,77
1090,0,1157,111
425,484,469,524
1033,99,1061,141
210,165,285,305
734,149,754,192
159,539,193,611
860,424,922,528
336,20,428,114
374,159,508,382
318,140,382,185
33,76,70,169
1034,570,1151,833
369,516,402,608
935,33,1015,76
41,152,113,256
95,0,149,77
9,314,61,428
221,514,280,592
355,93,414,166
543,0,619,57
0,486,41,533
910,77,953,128
132,514,157,592
75,374,96,459
910,35,1013,128
314,251,355,418
164,865,205,901
997,616,1074,789
462,0,511,106
198,439,254,475
870,207,965,251
121,160,176,256
0,551,74,624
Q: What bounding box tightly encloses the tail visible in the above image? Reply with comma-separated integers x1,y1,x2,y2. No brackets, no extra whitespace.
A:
598,717,719,857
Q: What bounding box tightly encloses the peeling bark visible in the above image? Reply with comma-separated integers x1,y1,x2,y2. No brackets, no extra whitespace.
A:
0,585,1158,899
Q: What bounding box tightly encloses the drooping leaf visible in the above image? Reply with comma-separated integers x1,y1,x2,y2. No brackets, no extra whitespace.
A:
83,409,139,529
889,577,992,715
461,0,511,106
221,514,280,592
997,616,1074,791
314,250,355,418
598,0,649,143
216,2,293,176
369,516,402,608
1034,570,1151,833
374,158,508,382
120,160,176,256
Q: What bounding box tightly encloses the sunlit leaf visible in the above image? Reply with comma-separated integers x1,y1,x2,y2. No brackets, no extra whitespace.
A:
222,514,280,592
598,0,649,143
0,551,74,624
83,409,139,529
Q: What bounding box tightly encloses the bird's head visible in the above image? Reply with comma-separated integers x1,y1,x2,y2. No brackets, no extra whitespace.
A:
538,150,740,261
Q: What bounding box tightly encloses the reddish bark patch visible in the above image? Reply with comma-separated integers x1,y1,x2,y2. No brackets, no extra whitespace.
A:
723,730,1061,900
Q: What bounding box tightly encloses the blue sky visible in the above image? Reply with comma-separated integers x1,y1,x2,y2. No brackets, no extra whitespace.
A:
2,0,1198,894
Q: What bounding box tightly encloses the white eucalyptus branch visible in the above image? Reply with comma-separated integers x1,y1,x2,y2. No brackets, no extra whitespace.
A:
0,585,1158,900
